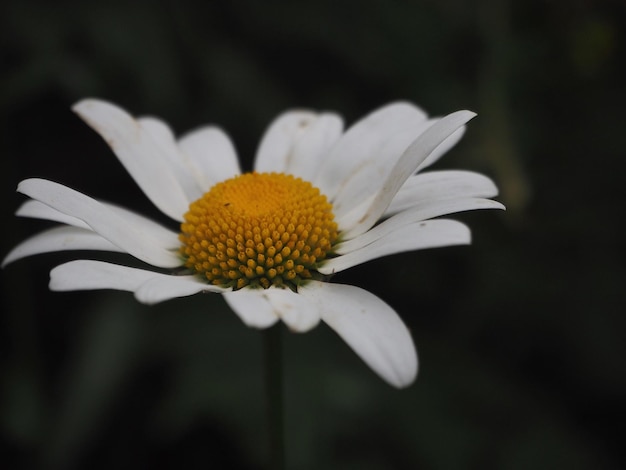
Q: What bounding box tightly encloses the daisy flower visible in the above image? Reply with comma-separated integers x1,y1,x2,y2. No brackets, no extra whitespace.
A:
3,99,503,388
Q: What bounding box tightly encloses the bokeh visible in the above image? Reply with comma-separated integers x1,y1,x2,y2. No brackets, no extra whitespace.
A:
1,0,625,469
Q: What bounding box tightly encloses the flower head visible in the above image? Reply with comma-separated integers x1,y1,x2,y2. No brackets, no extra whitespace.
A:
179,171,338,290
3,99,503,388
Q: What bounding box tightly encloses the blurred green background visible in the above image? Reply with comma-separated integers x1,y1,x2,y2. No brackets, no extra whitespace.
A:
1,0,625,469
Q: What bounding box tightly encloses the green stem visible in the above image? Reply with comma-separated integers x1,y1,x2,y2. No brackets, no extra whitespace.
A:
264,324,285,470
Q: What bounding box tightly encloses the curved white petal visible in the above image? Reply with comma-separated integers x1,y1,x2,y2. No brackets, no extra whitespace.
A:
254,110,343,179
254,111,316,172
134,274,227,305
16,200,90,229
262,286,321,332
2,226,121,267
223,286,320,332
178,126,241,189
18,179,181,268
222,288,280,329
299,281,417,388
138,117,205,202
416,125,466,171
72,99,189,221
102,203,180,249
285,114,343,181
50,259,161,292
49,260,224,304
336,198,504,254
385,170,500,216
314,102,428,201
319,219,470,275
337,110,477,238
330,117,436,216
16,199,179,249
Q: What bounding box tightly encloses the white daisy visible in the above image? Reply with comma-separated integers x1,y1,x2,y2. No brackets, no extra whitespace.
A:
3,99,503,388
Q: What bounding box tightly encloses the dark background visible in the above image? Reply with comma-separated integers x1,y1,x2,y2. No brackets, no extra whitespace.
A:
1,1,625,469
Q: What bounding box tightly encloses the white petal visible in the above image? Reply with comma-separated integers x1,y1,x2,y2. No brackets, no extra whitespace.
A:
262,286,321,332
102,203,180,249
16,200,90,229
178,126,241,189
299,281,417,388
385,170,501,216
224,286,320,332
50,260,161,292
139,117,205,201
336,198,504,254
72,99,189,221
16,199,179,249
314,102,428,201
330,117,437,216
18,179,181,268
416,125,466,171
254,111,316,172
134,274,227,305
319,219,470,275
49,260,224,304
254,110,344,180
285,113,344,180
2,226,121,267
337,110,477,238
222,288,280,329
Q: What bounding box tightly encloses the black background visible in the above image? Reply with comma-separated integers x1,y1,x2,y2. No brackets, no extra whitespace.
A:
1,1,625,469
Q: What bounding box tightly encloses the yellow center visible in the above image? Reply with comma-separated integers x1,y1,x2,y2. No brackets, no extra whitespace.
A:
179,172,338,290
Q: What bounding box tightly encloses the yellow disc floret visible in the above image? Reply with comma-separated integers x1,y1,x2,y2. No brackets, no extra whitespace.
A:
179,172,338,290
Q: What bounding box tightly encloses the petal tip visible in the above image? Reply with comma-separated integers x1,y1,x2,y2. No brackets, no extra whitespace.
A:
394,369,418,389
72,98,106,114
1,254,13,269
